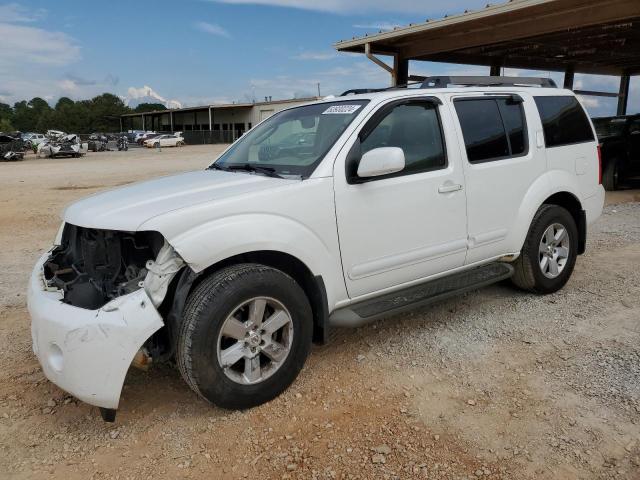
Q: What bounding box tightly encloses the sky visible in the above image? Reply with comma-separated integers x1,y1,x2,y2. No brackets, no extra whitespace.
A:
0,0,637,117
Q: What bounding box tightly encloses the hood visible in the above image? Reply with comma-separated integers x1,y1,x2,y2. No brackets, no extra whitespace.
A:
63,170,297,231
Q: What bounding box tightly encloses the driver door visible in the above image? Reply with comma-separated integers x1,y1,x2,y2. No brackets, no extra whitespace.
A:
334,98,468,298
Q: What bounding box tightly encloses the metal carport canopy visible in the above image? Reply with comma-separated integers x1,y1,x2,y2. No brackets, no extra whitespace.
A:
334,0,639,113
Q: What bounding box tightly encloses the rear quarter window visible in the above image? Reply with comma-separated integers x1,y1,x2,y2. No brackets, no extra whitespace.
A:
534,96,594,147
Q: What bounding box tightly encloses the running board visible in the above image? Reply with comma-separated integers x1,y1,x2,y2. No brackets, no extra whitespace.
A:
329,262,514,327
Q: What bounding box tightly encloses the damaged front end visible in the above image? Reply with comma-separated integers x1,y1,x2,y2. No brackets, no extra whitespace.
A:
43,224,181,310
28,223,186,419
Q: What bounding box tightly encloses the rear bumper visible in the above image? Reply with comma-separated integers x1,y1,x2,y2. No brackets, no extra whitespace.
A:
28,252,164,409
584,185,606,226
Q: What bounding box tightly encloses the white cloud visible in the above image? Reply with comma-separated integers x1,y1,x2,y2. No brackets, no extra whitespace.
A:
206,0,487,14
291,51,336,61
194,21,230,37
0,23,80,66
0,3,46,22
126,85,183,109
577,95,601,110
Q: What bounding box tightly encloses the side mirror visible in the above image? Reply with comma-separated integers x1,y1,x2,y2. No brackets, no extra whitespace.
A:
357,147,405,178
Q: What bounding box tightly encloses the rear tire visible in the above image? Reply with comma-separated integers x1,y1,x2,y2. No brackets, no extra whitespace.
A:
511,205,578,294
177,263,312,410
602,158,620,191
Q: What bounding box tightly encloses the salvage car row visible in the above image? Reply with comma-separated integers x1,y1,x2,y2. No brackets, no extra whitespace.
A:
0,130,187,161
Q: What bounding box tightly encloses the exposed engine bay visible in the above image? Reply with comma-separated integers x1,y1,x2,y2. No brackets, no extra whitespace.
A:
43,224,168,309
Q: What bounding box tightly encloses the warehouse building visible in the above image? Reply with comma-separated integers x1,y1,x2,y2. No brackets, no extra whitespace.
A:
120,97,319,144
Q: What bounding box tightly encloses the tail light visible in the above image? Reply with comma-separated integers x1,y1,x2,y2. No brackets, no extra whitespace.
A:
597,144,602,185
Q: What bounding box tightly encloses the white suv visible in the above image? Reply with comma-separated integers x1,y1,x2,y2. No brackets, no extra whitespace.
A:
28,77,605,421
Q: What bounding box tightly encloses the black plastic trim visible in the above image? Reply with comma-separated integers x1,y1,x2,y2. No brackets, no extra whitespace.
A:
312,275,330,344
577,209,587,255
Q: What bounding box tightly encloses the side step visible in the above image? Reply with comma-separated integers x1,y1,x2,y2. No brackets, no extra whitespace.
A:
329,262,514,327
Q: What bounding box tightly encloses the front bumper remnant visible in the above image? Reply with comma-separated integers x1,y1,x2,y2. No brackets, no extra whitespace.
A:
28,253,164,411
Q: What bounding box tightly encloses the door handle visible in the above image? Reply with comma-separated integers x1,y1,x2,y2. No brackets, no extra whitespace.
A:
438,183,462,194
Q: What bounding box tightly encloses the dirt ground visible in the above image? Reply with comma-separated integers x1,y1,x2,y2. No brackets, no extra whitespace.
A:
1,145,639,480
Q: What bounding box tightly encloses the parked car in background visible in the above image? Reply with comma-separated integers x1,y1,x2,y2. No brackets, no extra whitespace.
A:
126,131,143,143
592,114,640,190
87,133,109,152
135,132,157,144
37,134,84,158
0,133,25,161
23,133,47,146
143,134,185,148
29,77,604,422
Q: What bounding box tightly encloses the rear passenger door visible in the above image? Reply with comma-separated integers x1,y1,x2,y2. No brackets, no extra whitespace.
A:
452,94,545,264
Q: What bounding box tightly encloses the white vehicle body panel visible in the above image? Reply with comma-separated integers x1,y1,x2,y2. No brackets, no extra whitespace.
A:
28,253,163,409
446,92,549,263
28,85,605,410
333,95,468,297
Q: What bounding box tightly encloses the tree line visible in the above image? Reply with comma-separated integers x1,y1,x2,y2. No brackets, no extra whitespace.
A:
0,94,168,134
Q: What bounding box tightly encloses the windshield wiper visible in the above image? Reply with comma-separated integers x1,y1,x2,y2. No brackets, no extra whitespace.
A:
209,163,230,172
225,164,284,179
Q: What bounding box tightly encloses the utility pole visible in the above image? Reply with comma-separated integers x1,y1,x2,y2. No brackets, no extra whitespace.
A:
317,83,321,97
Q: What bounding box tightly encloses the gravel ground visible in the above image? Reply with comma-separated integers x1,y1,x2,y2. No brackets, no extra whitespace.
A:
0,146,639,480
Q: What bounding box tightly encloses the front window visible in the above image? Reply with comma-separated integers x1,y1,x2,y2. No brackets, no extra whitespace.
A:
212,100,369,178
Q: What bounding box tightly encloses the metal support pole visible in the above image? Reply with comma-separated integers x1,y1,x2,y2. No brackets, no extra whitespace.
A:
119,117,123,132
617,74,631,116
142,115,145,131
490,64,501,76
170,111,174,132
208,107,212,131
364,43,394,85
393,55,409,86
563,67,575,90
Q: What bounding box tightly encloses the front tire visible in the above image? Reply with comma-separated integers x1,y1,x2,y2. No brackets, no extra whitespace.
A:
511,205,578,294
177,264,313,410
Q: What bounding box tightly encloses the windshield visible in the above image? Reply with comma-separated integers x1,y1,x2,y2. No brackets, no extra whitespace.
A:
211,100,369,178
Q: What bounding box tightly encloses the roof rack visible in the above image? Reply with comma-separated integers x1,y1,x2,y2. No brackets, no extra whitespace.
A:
340,88,388,96
421,76,557,89
339,76,557,97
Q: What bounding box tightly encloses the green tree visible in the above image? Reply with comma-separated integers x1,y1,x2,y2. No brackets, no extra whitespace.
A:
134,103,167,113
12,97,52,132
0,118,14,132
89,93,129,132
0,102,13,126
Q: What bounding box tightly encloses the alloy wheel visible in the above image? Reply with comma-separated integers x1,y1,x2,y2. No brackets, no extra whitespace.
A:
538,223,570,279
217,297,294,385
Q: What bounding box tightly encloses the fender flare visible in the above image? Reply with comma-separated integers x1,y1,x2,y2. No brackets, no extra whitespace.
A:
164,213,343,308
508,170,583,253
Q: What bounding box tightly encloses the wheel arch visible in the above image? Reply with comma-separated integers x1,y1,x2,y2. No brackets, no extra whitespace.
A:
541,191,586,255
511,171,587,257
162,250,330,353
199,250,329,344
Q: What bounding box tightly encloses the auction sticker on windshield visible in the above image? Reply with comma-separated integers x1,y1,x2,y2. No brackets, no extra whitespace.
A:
322,105,362,115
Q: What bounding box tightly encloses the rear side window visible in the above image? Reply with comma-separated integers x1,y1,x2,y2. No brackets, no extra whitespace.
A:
534,96,594,147
454,98,527,163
